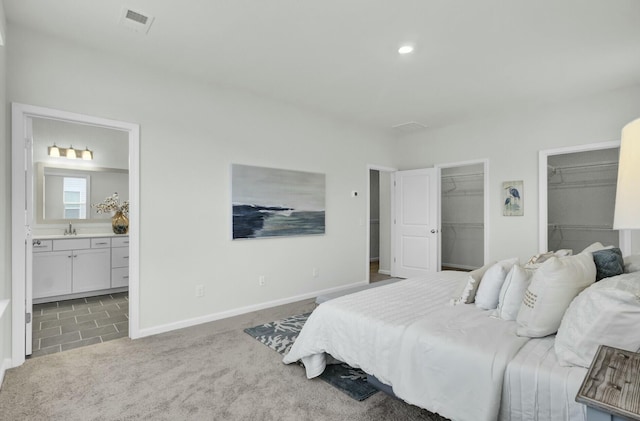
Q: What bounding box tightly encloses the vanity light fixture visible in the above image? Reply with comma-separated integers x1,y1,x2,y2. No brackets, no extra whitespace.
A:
47,144,94,161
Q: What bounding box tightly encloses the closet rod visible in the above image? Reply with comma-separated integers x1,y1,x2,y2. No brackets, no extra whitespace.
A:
548,161,618,172
442,222,484,228
548,180,617,190
441,171,484,180
548,224,614,231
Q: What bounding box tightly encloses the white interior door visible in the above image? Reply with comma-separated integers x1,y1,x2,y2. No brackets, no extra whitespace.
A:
392,168,439,278
25,118,34,355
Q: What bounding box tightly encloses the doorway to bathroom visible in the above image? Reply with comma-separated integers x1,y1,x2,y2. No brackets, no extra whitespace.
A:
11,103,140,366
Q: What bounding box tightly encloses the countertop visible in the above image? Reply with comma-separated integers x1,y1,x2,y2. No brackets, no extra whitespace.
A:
33,233,128,240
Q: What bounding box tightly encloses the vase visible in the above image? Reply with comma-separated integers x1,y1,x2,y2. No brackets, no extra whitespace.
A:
112,211,129,235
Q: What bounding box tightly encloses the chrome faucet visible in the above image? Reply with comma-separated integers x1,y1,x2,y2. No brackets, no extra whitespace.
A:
64,223,77,236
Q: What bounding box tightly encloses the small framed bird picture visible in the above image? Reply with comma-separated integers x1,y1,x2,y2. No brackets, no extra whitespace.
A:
503,180,523,216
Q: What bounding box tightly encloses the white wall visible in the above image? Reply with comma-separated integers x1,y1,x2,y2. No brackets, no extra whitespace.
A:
394,85,640,262
0,0,11,382
7,25,395,332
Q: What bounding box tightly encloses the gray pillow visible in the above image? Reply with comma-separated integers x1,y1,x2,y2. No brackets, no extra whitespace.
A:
592,247,624,281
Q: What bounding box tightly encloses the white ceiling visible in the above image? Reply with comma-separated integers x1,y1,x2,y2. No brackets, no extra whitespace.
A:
5,0,640,133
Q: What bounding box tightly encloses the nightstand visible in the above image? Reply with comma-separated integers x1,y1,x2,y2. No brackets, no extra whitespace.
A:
576,345,640,421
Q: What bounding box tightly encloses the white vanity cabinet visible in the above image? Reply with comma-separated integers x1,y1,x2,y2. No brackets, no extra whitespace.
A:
111,236,130,288
32,236,128,303
32,248,73,298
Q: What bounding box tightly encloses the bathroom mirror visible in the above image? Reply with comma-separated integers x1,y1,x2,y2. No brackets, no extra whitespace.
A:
36,163,129,223
31,116,130,224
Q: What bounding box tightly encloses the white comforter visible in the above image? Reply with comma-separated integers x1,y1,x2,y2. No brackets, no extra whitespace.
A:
390,304,530,421
283,272,465,384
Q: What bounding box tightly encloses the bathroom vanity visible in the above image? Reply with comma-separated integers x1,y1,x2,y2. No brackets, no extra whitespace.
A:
32,234,129,304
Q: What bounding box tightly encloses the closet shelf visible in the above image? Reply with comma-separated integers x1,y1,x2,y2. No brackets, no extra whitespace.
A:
441,189,484,196
548,161,618,173
441,171,484,180
548,224,614,232
442,222,484,229
548,180,617,190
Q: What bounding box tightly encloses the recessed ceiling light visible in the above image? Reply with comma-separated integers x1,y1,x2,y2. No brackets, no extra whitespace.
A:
398,45,414,55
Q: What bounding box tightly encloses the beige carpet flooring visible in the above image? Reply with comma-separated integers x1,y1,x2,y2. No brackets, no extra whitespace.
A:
0,298,446,421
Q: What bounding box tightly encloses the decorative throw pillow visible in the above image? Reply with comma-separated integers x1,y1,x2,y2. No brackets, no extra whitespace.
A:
592,247,624,281
475,258,519,310
450,261,496,305
555,272,640,368
492,265,535,321
516,253,596,338
524,249,573,269
624,254,640,273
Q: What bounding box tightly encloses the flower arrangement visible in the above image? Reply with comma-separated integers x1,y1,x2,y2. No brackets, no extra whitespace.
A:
92,192,129,216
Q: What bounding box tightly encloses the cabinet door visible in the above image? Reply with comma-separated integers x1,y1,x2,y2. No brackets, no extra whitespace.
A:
112,246,129,268
73,248,111,293
33,251,73,299
111,267,129,288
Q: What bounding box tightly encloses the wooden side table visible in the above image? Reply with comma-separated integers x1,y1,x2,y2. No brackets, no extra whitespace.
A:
576,345,640,421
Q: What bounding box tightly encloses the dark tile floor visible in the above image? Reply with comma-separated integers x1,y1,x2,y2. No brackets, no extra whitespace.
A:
31,292,129,358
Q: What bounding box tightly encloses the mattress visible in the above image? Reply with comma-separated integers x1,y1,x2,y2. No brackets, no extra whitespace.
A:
283,271,468,384
500,336,588,421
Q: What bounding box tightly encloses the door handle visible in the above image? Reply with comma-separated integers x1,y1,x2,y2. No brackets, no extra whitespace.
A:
430,229,439,234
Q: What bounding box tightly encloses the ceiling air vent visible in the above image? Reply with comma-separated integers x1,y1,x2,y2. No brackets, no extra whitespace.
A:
392,121,428,133
118,7,155,34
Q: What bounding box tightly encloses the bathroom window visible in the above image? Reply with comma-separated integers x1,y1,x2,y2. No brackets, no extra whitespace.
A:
62,177,88,219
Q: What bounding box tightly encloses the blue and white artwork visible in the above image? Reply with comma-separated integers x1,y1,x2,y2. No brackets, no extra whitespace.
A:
231,164,325,239
503,180,523,216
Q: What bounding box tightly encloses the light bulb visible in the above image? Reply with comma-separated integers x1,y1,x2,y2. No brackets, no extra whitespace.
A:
48,144,60,157
66,146,77,159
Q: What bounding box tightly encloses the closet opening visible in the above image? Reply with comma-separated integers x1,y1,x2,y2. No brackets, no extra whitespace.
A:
438,161,488,271
539,141,631,255
547,148,620,252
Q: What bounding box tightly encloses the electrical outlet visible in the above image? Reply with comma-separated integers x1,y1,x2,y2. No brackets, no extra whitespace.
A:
259,275,266,286
195,284,205,297
312,267,319,278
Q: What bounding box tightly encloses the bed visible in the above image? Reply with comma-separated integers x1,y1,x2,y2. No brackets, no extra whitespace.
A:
283,251,640,421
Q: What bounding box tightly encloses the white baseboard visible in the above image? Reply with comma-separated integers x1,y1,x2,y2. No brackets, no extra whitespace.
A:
378,269,391,275
0,358,11,390
138,280,368,338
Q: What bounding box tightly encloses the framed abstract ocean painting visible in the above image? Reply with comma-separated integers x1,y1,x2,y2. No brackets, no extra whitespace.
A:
231,164,326,239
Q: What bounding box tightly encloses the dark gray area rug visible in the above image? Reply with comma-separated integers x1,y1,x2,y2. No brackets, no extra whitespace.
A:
244,312,379,401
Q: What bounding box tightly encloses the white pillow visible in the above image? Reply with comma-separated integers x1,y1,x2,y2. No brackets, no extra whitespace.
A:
555,272,640,367
475,258,519,310
524,249,573,269
492,265,535,321
624,254,640,273
450,262,496,305
516,253,596,338
580,242,611,255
